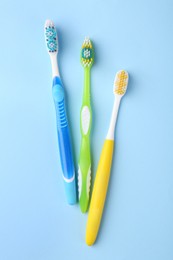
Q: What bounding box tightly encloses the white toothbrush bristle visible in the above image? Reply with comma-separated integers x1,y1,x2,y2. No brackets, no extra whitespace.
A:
44,19,58,54
81,37,94,68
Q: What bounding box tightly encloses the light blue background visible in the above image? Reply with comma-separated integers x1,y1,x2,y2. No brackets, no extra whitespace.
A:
0,0,173,259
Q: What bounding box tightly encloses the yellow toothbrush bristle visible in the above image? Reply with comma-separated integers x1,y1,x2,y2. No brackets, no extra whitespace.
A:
81,37,94,67
114,70,128,95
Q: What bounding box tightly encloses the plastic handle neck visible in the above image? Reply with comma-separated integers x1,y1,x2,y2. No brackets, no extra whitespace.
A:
51,54,60,78
83,67,90,104
106,94,121,140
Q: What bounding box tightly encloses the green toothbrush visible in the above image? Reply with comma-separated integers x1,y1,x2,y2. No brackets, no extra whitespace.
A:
78,37,94,213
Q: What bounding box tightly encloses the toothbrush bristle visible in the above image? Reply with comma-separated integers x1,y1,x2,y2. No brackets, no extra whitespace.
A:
44,20,58,53
81,37,94,68
114,70,128,95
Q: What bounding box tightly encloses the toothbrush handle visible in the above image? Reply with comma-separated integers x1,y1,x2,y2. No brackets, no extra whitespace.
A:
78,135,91,212
78,104,92,213
86,139,114,245
52,76,76,205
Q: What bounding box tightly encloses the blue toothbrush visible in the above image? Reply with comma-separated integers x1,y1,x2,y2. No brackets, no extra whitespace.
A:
44,20,76,205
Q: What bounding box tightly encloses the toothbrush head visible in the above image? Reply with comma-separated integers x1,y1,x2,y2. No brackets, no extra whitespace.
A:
114,70,129,96
44,20,58,54
81,37,94,68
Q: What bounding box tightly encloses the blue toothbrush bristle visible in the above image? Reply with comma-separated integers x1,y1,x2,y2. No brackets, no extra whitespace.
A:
45,22,58,53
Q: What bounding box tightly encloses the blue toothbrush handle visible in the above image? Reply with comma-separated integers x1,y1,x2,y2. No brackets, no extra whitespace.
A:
52,76,77,205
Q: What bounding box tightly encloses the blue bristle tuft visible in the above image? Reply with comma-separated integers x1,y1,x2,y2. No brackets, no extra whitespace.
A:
45,25,58,53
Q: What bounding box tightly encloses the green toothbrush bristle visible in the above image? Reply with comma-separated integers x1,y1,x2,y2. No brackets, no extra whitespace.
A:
45,20,58,53
81,37,94,68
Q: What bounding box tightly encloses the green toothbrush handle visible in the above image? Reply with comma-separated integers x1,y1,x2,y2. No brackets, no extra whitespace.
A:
78,104,92,213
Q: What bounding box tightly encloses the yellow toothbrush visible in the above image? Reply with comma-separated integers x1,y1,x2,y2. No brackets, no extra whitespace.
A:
86,70,129,246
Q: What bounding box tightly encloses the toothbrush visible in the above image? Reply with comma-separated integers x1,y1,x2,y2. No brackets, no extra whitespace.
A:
78,38,94,213
86,70,129,245
44,20,76,205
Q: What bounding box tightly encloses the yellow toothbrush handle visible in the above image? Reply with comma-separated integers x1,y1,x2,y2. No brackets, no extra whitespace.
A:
86,139,114,246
